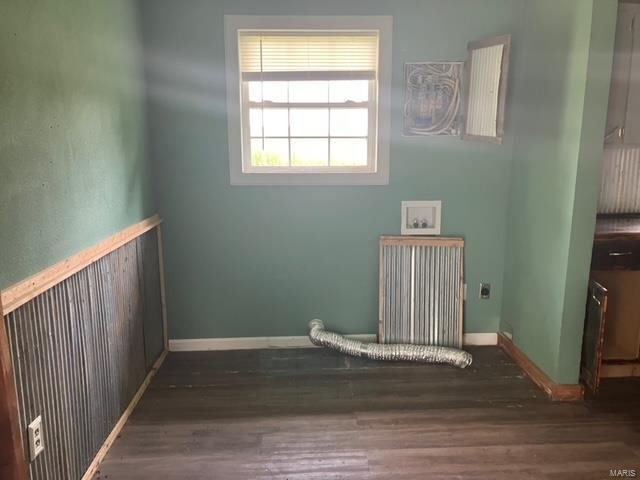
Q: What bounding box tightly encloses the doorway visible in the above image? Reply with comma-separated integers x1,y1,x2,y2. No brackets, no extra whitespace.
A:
581,1,640,394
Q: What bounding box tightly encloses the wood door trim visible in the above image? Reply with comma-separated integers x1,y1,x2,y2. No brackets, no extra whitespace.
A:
0,296,28,480
1,215,162,315
498,333,584,402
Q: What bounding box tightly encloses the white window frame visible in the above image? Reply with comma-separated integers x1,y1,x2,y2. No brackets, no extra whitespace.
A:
224,15,392,186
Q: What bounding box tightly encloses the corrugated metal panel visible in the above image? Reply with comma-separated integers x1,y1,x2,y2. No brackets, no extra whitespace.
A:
598,145,640,213
380,240,464,348
466,44,503,137
4,230,164,480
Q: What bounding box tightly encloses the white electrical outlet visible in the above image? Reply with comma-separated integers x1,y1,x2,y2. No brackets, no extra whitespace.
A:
28,415,44,461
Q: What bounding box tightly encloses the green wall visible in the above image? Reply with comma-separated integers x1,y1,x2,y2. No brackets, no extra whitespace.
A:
501,0,616,383
139,0,522,339
0,0,154,290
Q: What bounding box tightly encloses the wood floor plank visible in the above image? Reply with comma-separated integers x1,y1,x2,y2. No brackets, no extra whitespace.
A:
94,347,640,479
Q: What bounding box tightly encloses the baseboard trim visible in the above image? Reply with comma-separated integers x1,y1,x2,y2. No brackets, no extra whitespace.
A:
81,349,168,480
463,333,498,346
497,333,583,402
169,332,497,352
169,335,376,351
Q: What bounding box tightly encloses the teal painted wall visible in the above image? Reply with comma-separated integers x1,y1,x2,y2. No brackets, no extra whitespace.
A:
0,0,154,290
501,0,616,383
139,0,522,339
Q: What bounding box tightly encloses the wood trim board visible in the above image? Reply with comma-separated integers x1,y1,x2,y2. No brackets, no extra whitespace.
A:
378,240,385,341
498,333,584,401
379,236,464,248
0,296,28,480
157,225,169,350
81,349,168,480
1,215,162,315
459,245,466,348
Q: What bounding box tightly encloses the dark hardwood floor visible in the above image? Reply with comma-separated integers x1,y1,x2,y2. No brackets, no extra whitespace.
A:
94,347,640,479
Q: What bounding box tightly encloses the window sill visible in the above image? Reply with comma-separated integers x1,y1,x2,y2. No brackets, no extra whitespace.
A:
229,169,389,186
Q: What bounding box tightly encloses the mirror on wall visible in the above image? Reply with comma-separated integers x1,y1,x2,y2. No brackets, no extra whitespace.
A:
462,34,511,144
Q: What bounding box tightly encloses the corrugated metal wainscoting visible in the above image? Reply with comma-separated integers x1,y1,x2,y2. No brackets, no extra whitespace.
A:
3,230,165,480
598,146,640,214
379,237,465,348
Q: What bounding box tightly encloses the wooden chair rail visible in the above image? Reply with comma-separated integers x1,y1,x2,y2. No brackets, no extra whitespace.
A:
1,215,161,315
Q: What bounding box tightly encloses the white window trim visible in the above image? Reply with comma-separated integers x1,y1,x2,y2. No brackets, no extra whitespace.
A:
224,15,392,186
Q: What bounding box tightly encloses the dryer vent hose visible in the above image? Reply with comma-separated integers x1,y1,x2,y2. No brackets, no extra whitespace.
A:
308,319,472,369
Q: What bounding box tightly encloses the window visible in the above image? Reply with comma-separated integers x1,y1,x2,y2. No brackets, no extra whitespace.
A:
225,16,392,185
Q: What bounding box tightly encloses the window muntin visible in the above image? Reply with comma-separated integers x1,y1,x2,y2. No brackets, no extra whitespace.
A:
242,79,375,170
237,31,379,173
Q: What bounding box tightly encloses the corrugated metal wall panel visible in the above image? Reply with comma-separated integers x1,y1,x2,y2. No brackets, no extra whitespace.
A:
380,239,464,348
4,229,164,480
598,145,640,213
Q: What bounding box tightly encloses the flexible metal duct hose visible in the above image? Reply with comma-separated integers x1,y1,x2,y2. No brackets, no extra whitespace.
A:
308,319,472,369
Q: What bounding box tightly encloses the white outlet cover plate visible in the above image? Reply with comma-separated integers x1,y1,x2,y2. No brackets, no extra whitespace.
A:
28,415,44,461
401,200,441,235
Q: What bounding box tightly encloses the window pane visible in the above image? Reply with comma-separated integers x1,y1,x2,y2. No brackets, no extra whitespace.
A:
289,81,329,103
330,108,368,137
263,81,288,102
250,138,263,162
329,80,369,103
251,138,289,166
330,139,368,166
291,138,328,166
248,82,262,102
290,109,329,137
263,109,289,136
249,108,262,137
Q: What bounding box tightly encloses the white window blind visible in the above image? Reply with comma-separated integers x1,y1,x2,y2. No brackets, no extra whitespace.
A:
238,32,379,80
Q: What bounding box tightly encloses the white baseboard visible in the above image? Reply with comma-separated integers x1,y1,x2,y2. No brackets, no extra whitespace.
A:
169,334,376,351
169,332,497,352
463,333,498,346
